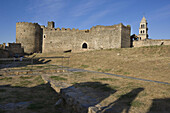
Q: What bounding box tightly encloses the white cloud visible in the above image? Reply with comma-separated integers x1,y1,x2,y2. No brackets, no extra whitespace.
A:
25,0,134,27
79,1,131,28
70,0,105,17
79,10,110,28
26,0,65,23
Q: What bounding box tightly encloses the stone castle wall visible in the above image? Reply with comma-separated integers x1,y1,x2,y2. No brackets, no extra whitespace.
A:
14,21,170,54
16,22,43,54
133,39,170,47
42,23,131,53
16,22,131,53
121,25,131,48
0,43,24,58
0,49,9,58
7,43,24,56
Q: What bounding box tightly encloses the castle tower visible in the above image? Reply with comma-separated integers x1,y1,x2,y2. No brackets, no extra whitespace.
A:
47,21,55,28
16,22,43,54
138,16,148,40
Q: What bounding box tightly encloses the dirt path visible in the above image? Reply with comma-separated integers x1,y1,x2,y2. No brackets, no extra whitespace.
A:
68,68,170,85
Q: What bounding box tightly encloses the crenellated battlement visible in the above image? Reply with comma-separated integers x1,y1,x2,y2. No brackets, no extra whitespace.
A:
16,21,131,53
43,27,86,32
41,23,129,33
16,22,40,26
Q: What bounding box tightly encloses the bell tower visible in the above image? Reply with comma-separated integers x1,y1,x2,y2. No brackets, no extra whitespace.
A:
138,16,148,40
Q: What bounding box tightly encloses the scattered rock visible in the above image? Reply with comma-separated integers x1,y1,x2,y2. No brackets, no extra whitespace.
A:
117,53,120,56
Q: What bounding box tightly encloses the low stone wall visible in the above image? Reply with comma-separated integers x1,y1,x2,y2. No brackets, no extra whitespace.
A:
41,74,114,113
0,43,24,58
133,39,170,47
0,49,9,58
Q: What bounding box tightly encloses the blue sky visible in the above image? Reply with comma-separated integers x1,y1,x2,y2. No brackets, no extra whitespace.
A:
0,0,170,43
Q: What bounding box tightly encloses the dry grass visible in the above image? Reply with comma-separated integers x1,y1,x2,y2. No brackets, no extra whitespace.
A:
0,71,169,113
0,75,44,87
34,45,170,83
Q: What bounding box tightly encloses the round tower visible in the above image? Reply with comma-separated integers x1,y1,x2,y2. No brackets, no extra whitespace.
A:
16,22,43,54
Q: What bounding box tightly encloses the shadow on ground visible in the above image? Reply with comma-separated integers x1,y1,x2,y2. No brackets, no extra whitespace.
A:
0,80,169,113
73,82,117,105
147,98,170,113
98,88,144,113
60,82,117,112
0,83,59,113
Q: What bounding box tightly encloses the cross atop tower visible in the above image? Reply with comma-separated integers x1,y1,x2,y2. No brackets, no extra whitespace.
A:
138,16,148,40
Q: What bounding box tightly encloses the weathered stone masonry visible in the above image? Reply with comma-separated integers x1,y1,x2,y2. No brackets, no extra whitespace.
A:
16,22,43,54
16,21,131,54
